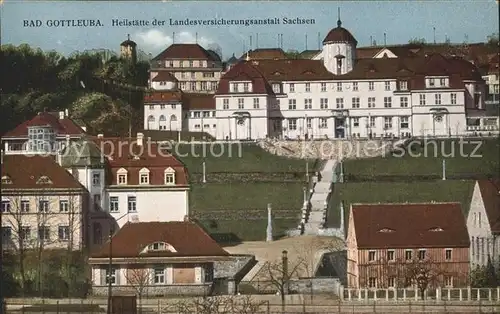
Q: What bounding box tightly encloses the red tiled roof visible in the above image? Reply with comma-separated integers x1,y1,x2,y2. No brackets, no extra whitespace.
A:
151,71,178,82
90,221,229,258
1,155,84,190
351,203,470,249
240,48,287,60
249,59,335,82
153,44,219,61
91,137,188,186
144,91,183,103
3,112,85,138
216,61,274,95
478,179,500,233
182,93,215,110
323,21,357,46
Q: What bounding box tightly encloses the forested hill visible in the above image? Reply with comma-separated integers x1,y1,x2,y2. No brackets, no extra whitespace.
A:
1,44,150,136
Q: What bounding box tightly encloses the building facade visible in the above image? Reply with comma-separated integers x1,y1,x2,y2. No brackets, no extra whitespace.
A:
89,221,230,296
466,180,500,269
346,203,470,289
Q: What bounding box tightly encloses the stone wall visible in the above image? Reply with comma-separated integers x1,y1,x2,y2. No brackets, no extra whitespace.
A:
290,278,343,295
214,254,255,280
92,284,211,297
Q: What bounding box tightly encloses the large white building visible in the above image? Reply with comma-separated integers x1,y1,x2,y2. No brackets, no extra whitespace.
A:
143,19,499,140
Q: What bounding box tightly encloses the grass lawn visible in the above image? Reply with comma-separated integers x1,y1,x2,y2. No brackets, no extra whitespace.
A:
326,180,475,230
343,138,499,178
173,143,320,173
190,182,306,211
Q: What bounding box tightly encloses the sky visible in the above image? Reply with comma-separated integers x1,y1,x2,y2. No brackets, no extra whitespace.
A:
1,1,499,60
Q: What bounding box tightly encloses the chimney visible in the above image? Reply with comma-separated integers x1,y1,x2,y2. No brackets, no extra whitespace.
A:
137,132,144,146
97,134,104,138
59,111,65,120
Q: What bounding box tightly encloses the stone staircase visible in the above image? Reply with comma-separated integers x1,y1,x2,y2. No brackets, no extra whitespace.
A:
303,159,337,235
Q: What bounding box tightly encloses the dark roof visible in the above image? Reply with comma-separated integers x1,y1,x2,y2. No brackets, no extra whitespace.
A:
90,221,229,258
227,54,238,64
323,20,357,46
248,59,335,81
152,44,219,61
206,49,222,62
151,71,178,82
477,179,500,233
351,203,470,249
3,112,85,138
59,139,105,168
144,91,183,104
216,61,274,95
240,48,287,60
182,93,215,110
1,155,85,190
121,40,137,47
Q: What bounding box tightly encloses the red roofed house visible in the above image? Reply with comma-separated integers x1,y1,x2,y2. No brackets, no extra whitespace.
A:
2,110,86,156
88,221,230,296
1,154,92,250
346,203,470,289
466,179,500,269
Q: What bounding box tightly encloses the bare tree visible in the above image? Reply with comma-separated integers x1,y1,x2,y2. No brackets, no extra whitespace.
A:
165,295,265,314
123,263,153,313
404,258,444,300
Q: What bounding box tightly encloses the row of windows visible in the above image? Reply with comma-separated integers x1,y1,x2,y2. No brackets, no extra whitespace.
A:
366,275,453,288
104,266,214,285
367,248,453,262
160,59,219,68
149,104,177,110
285,116,410,130
108,196,136,213
194,124,217,129
169,71,217,79
2,225,70,242
1,199,72,213
177,81,218,91
471,236,493,266
271,81,410,94
116,171,176,186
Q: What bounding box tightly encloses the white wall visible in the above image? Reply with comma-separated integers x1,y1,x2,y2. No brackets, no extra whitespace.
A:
69,167,105,211
144,104,183,131
323,43,355,74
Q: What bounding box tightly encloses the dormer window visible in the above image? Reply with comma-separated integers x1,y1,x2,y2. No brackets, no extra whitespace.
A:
399,81,408,90
429,78,435,87
139,168,150,185
117,168,128,185
144,241,177,253
243,83,250,92
164,167,176,185
36,176,52,185
1,176,12,184
272,83,281,94
378,228,395,233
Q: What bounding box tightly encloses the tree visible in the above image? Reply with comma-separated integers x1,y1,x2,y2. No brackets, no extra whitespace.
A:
123,263,153,313
284,49,300,59
408,38,426,45
484,256,497,287
470,257,498,288
404,258,444,300
165,295,265,314
486,33,499,48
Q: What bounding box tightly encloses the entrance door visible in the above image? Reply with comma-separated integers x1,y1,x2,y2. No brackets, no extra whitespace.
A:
236,118,248,140
335,118,346,138
433,114,447,136
170,115,178,131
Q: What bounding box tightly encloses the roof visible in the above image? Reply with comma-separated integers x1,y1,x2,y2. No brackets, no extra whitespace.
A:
227,53,239,64
152,44,220,61
351,203,470,249
323,20,357,46
216,61,274,95
477,179,500,233
144,91,183,103
298,50,321,59
1,155,85,190
59,139,105,168
181,93,215,110
151,71,178,82
240,48,287,60
90,137,189,186
121,40,137,47
3,112,85,138
90,221,229,258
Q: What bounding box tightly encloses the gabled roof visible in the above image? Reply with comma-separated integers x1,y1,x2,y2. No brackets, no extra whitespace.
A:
1,155,85,190
152,44,219,61
477,179,500,233
90,221,229,258
240,48,287,60
3,112,85,138
351,202,470,249
151,71,178,82
216,61,274,95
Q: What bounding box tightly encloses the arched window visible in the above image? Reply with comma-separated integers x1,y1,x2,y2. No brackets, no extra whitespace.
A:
170,115,177,122
159,115,167,130
147,115,155,130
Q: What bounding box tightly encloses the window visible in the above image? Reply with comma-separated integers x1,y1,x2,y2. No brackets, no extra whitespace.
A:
399,81,408,90
400,116,409,129
352,82,358,91
384,97,392,108
203,111,210,118
38,226,50,241
272,83,281,94
385,81,390,91
92,173,101,186
400,97,408,107
1,176,12,184
352,97,360,108
320,98,328,109
149,242,167,251
368,82,374,91
1,200,10,213
368,97,376,108
154,267,165,284
105,268,117,285
444,275,453,287
238,98,244,109
445,249,452,260
59,200,69,212
20,227,31,242
109,197,119,212
205,265,214,282
319,118,328,129
388,277,395,288
160,104,165,109
289,83,295,93
164,168,176,185
140,173,149,184
304,98,312,109
253,98,260,109
336,98,344,109
243,83,249,92
190,72,195,79
368,251,376,261
39,200,49,213
288,119,297,130
418,249,426,260
21,200,30,212
429,78,435,87
223,98,229,109
149,105,154,110
288,99,297,110
2,226,12,244
404,277,412,287
479,212,482,227
58,226,69,241
118,174,127,185
387,250,395,261
435,94,442,105
369,117,376,128
127,196,137,212
231,83,238,92
439,78,446,86
405,250,412,260
368,277,376,288
320,83,326,92
451,93,457,105
305,83,310,92
168,61,174,67
94,194,101,211
306,118,312,129
419,94,426,105
351,117,359,128
384,117,392,129
193,111,201,118
336,82,342,92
